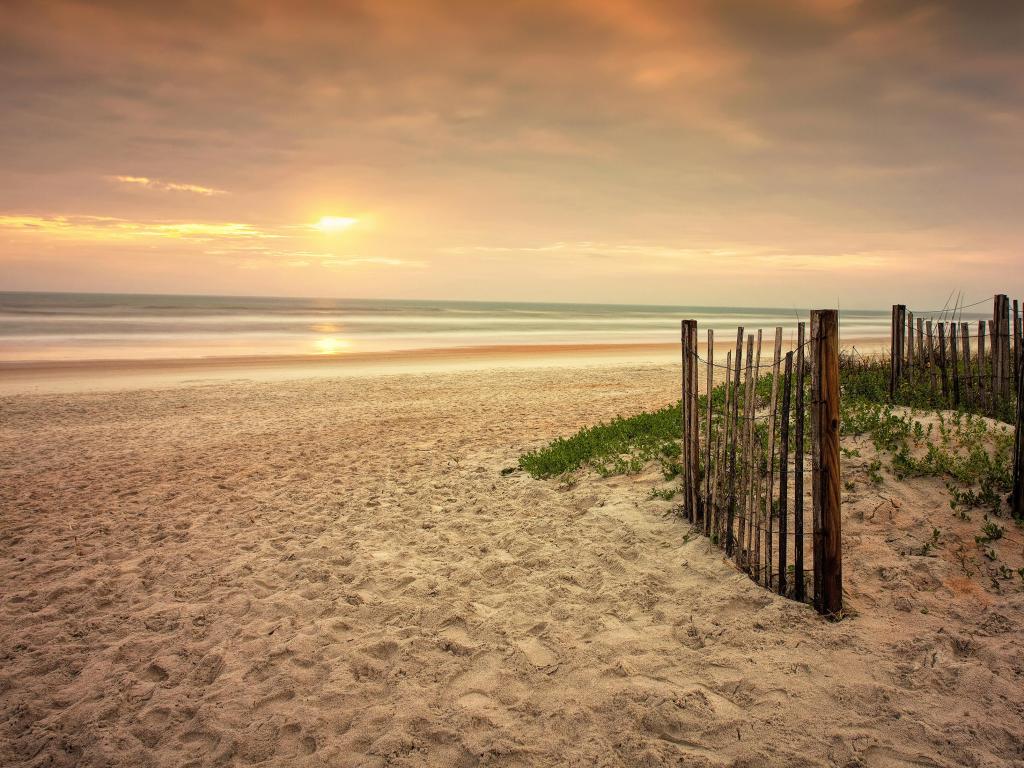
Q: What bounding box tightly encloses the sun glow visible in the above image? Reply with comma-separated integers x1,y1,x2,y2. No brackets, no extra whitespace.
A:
312,216,357,232
313,336,351,355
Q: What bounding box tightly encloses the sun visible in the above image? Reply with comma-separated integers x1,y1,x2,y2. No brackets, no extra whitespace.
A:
312,216,357,232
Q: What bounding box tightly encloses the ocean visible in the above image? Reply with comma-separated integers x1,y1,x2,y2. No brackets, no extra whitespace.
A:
0,291,928,363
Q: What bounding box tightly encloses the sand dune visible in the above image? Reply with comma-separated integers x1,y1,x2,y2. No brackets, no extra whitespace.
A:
1,363,1022,767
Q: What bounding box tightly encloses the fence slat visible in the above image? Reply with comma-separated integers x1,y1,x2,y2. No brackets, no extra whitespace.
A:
778,350,793,596
926,320,937,395
795,322,806,603
810,312,821,604
979,320,988,411
726,328,744,556
1012,356,1024,517
906,310,914,377
704,329,714,535
960,323,972,407
950,324,960,407
764,328,782,587
938,322,949,402
713,350,732,543
750,330,763,577
989,320,997,401
680,321,691,520
690,320,700,524
738,333,755,569
1013,299,1020,391
921,319,929,391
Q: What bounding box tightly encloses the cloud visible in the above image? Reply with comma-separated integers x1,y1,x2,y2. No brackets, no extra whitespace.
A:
320,257,414,268
0,214,272,241
108,175,228,196
0,1,1021,304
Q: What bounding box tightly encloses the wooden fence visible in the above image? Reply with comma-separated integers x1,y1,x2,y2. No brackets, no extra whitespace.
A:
679,310,842,618
888,294,1022,416
889,294,1024,518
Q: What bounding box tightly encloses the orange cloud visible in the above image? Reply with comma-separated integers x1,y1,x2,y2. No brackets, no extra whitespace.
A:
108,175,227,196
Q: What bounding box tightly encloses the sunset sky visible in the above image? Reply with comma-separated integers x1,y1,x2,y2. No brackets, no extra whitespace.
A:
1,0,1021,308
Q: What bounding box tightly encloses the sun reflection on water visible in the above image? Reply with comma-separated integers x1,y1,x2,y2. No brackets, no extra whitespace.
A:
314,337,351,355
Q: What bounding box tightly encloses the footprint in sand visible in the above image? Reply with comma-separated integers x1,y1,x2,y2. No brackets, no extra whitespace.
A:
516,636,557,668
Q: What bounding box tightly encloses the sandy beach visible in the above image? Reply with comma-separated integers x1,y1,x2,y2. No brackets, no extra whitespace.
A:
2,360,1023,767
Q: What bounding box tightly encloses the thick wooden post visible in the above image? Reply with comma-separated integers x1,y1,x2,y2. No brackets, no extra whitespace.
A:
889,305,905,399
681,321,692,521
812,309,842,618
794,322,806,603
778,350,793,596
995,295,1010,402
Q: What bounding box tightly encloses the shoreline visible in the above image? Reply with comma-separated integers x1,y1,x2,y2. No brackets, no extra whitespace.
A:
0,337,888,395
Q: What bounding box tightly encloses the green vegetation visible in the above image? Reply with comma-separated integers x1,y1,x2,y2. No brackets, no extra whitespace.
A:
518,371,778,481
518,401,683,480
841,354,1017,423
518,353,1019,523
841,396,1015,516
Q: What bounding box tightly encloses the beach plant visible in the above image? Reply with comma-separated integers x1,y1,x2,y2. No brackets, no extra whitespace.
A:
518,401,682,479
520,351,1016,527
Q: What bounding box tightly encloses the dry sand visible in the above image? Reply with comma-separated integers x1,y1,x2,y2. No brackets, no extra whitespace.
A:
1,362,1023,767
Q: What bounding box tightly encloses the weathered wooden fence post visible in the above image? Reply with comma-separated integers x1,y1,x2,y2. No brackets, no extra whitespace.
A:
681,320,695,522
926,320,937,395
1013,359,1023,519
1013,299,1020,392
778,350,793,596
812,309,842,618
995,295,1010,402
794,321,806,603
960,323,972,407
689,320,701,523
909,313,917,382
726,328,744,556
950,325,960,408
937,322,949,402
764,327,783,586
979,320,988,412
890,304,906,399
738,333,755,569
705,329,714,535
681,319,700,524
680,321,689,518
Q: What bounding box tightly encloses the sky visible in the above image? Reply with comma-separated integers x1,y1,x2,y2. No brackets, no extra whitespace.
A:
1,0,1022,308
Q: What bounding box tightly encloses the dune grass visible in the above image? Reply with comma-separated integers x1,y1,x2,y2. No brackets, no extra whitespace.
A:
518,358,1018,519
